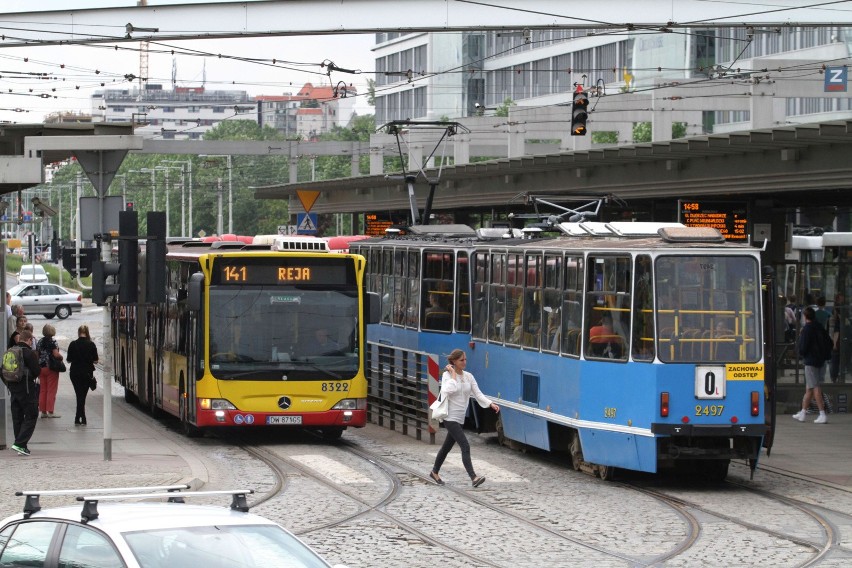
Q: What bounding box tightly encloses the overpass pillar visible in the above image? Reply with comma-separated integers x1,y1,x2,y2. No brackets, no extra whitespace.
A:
454,134,470,165
289,157,299,184
370,146,384,175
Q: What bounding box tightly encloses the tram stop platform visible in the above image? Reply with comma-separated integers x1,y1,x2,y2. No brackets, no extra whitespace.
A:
0,378,207,519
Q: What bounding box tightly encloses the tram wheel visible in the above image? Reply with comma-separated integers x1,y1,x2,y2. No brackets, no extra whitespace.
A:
496,415,507,447
597,465,616,481
569,431,583,471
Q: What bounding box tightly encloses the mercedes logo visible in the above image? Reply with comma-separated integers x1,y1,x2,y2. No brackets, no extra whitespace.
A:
278,396,292,410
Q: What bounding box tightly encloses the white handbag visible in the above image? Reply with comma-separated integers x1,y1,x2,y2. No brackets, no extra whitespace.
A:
429,394,449,422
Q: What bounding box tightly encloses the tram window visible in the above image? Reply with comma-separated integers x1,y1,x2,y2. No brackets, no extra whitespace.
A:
392,249,406,325
421,250,454,332
472,252,489,339
584,256,630,361
517,254,542,349
631,255,654,361
407,251,420,328
543,254,562,353
506,254,524,347
561,256,583,357
655,255,761,363
381,249,393,323
489,253,507,342
456,252,471,332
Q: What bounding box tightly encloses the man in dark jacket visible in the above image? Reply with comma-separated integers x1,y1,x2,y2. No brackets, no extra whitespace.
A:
794,307,828,424
7,329,42,455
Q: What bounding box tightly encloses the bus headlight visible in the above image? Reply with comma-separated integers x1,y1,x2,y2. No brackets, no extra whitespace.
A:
200,398,237,411
332,398,366,410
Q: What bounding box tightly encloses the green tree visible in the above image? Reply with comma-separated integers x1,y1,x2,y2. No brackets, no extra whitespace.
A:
203,120,284,141
366,79,376,106
495,98,515,117
592,131,619,144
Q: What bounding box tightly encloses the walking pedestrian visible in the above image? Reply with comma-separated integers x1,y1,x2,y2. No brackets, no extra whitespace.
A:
793,307,829,424
4,329,42,455
66,324,98,426
36,324,63,418
429,349,500,487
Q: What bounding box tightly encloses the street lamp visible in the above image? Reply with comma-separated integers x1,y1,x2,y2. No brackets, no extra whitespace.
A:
199,154,232,234
162,159,192,237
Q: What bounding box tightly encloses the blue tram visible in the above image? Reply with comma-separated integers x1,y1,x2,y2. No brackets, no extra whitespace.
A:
351,221,776,480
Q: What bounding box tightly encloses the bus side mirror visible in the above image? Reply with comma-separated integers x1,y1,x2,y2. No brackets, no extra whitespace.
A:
366,291,381,324
188,272,205,311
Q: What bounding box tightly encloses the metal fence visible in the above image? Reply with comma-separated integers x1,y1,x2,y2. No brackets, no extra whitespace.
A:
366,341,437,444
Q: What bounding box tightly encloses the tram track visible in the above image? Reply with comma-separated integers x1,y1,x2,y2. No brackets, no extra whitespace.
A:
621,476,851,567
241,442,504,568
332,438,665,567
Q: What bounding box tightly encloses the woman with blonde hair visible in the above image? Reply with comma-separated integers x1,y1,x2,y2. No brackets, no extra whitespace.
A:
429,349,500,487
36,324,64,418
67,324,99,426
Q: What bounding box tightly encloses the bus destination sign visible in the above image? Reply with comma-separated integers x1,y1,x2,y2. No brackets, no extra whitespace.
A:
678,200,748,242
213,257,352,286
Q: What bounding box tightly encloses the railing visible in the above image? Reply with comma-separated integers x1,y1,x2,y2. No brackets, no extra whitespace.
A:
366,341,436,444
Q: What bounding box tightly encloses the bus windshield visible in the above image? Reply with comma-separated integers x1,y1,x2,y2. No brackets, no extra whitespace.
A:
208,287,359,379
655,255,761,363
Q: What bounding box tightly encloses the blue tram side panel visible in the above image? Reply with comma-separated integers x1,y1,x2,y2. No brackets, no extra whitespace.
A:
353,222,774,481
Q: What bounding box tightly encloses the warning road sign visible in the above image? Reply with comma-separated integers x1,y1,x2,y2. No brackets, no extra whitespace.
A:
296,190,320,213
297,213,318,234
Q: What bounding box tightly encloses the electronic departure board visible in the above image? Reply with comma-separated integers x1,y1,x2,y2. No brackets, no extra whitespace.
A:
678,200,748,242
212,257,353,286
364,213,406,236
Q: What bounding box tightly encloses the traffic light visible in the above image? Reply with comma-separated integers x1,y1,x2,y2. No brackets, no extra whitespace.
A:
118,210,139,303
146,211,167,304
92,259,120,306
571,87,589,136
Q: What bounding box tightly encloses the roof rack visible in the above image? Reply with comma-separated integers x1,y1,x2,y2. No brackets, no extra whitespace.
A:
16,485,190,519
76,489,255,521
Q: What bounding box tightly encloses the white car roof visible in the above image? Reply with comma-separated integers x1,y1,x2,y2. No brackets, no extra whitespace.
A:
4,502,280,532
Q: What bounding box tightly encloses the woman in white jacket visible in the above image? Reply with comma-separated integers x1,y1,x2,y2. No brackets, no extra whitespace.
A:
429,349,500,487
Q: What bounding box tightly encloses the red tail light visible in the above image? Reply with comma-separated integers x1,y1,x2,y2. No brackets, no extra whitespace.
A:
76,295,82,301
660,392,669,417
751,391,760,416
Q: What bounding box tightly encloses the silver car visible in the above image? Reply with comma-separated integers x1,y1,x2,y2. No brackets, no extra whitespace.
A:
9,283,83,320
17,264,49,284
0,487,346,568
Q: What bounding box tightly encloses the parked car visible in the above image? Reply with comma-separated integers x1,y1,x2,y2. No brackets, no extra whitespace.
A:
8,283,82,319
0,487,346,568
16,264,48,284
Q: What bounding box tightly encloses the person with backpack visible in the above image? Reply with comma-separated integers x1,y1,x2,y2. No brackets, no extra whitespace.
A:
36,324,64,419
2,329,42,455
794,306,831,424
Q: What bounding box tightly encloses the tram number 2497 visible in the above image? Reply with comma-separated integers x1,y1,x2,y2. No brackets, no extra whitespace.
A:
321,382,349,392
695,404,725,416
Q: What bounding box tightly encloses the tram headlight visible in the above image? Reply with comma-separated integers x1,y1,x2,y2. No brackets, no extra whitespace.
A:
332,398,367,410
199,398,237,411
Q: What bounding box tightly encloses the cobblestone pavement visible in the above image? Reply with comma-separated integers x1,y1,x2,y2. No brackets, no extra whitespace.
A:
2,301,851,567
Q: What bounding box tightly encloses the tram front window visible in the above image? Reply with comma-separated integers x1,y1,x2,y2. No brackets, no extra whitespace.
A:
655,255,761,364
208,288,359,379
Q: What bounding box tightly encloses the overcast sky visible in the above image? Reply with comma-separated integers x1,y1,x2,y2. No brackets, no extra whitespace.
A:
0,1,376,124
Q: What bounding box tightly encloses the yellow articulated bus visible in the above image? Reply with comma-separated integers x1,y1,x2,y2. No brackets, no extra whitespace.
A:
113,240,380,438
